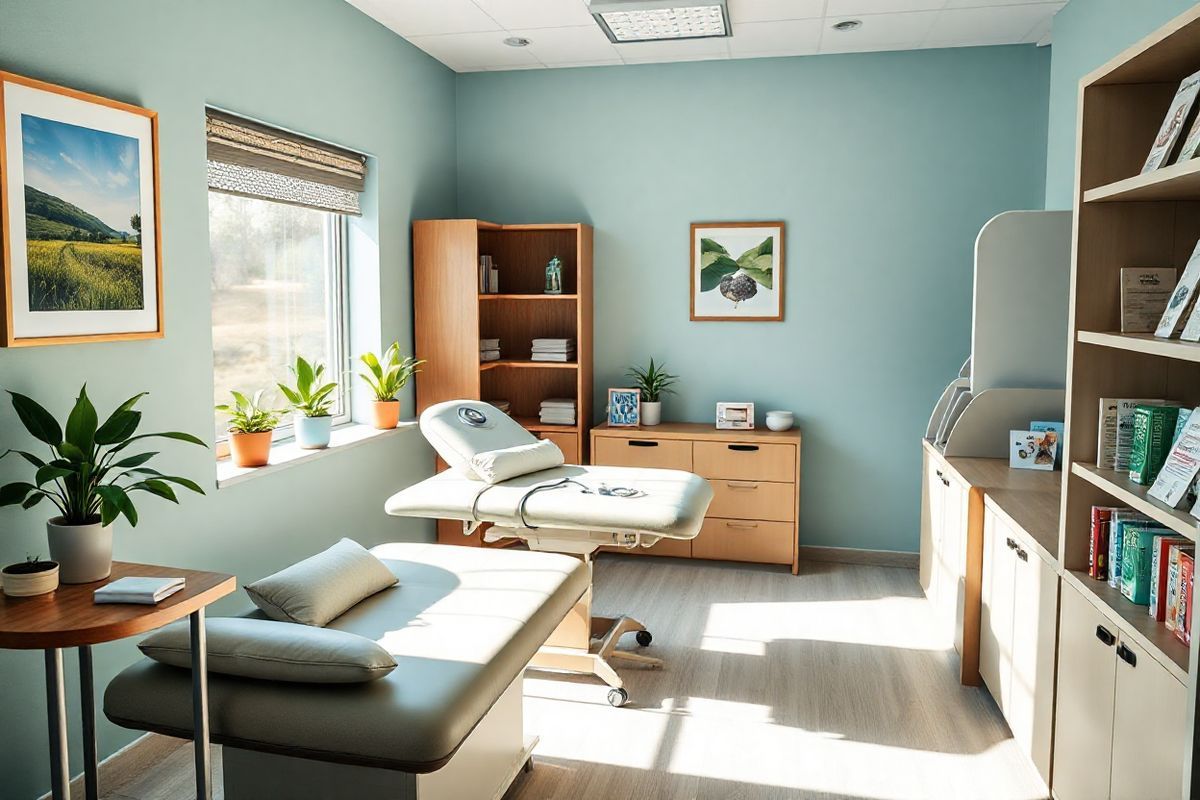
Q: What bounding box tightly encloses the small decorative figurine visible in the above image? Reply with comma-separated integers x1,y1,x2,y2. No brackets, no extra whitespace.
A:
545,256,563,294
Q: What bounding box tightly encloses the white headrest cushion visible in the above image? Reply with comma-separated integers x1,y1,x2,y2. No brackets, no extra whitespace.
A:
470,439,565,485
420,400,540,480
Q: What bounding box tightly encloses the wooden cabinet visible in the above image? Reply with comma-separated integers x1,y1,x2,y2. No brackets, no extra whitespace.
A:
1054,580,1188,800
979,503,1057,788
593,423,801,574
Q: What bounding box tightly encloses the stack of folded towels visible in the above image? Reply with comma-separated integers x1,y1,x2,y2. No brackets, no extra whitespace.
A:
480,338,500,362
531,338,575,362
540,398,576,426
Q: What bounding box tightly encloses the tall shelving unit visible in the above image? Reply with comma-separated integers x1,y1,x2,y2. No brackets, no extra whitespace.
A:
412,219,594,546
1057,10,1200,798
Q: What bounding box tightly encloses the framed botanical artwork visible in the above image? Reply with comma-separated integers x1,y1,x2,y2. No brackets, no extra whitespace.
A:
691,221,784,321
0,72,162,347
607,388,641,427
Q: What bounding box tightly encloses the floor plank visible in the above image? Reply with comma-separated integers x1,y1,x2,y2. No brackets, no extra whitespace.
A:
99,557,1046,800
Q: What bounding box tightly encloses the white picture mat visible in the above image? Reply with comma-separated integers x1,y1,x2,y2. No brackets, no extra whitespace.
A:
3,80,158,339
692,225,781,318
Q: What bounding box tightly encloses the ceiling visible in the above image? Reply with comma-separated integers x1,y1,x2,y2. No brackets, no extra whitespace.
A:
346,0,1066,73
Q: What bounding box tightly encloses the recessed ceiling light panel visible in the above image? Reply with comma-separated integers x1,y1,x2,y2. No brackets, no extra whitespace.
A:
832,19,862,32
503,36,531,47
589,0,730,44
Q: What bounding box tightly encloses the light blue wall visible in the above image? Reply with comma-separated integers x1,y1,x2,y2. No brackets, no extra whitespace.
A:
1044,0,1199,208
0,1,453,797
456,46,1052,554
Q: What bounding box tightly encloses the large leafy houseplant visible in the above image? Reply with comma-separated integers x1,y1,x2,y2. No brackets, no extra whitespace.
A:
278,356,338,449
0,386,206,582
360,342,424,429
215,390,281,467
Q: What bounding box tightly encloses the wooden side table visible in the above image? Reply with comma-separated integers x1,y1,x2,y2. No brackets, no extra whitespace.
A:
0,561,235,800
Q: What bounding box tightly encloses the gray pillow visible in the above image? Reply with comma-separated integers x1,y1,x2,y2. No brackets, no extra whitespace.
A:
139,617,396,683
244,538,398,626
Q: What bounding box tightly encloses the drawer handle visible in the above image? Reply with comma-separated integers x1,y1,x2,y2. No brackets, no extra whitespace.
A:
628,440,659,448
1116,643,1137,667
727,481,759,490
1095,625,1116,647
725,521,759,529
941,477,950,487
1015,548,1028,562
729,444,759,452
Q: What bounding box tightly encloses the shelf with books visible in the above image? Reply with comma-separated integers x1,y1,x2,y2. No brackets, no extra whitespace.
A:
479,359,578,371
1063,568,1190,682
1072,462,1198,540
1083,158,1200,204
1077,331,1200,363
512,416,580,433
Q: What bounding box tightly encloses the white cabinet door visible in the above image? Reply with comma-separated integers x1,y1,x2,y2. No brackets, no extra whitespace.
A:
1053,580,1118,800
979,507,1016,713
1109,636,1187,800
920,452,946,599
942,474,969,654
1008,540,1057,788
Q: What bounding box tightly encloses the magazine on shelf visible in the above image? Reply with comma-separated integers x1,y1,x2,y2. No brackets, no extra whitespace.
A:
1157,239,1200,338
1098,398,1166,470
1148,407,1200,507
1142,69,1200,173
1121,267,1177,333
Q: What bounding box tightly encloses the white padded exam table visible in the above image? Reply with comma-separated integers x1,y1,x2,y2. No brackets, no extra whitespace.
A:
385,400,714,706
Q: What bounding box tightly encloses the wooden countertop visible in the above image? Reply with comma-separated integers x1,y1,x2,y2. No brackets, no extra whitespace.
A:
592,421,801,443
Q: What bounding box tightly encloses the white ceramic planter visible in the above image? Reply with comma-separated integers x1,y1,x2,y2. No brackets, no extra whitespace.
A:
294,413,332,449
1,561,59,596
765,410,794,432
641,401,662,426
47,518,112,584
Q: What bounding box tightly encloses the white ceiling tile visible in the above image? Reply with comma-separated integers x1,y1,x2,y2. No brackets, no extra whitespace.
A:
471,0,595,30
728,0,825,23
616,35,731,62
544,58,626,68
924,4,1058,47
818,10,937,51
355,0,502,36
510,25,621,64
484,63,546,70
407,31,542,69
944,0,1064,7
826,0,945,16
730,19,822,55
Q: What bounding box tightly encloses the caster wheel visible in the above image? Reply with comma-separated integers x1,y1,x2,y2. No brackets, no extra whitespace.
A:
635,630,653,647
607,688,629,707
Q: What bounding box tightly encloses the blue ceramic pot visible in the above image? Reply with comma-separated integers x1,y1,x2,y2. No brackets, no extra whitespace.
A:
294,413,332,449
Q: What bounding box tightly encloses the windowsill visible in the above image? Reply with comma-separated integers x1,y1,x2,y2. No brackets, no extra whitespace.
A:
216,421,418,488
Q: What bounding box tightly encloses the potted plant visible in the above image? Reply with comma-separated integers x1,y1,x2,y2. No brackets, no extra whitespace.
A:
278,356,338,449
1,555,59,597
360,342,425,430
0,386,206,584
626,358,679,427
216,390,281,467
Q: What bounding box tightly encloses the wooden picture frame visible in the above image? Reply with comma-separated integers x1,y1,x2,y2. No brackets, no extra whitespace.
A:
0,71,163,347
690,221,784,322
607,388,640,427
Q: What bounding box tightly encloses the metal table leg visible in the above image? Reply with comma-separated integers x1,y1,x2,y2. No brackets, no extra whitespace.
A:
80,645,98,800
44,648,70,800
190,608,212,800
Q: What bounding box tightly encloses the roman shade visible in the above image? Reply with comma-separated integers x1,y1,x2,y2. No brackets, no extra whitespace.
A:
206,108,367,216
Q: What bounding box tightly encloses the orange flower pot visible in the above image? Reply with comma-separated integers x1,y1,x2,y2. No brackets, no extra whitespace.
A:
372,400,401,430
230,430,273,467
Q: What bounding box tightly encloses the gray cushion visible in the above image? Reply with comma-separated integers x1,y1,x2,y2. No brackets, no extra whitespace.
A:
104,543,589,773
139,618,396,684
244,538,398,627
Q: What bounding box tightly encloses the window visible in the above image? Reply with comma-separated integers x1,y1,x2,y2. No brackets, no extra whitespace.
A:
204,109,367,446
209,194,348,440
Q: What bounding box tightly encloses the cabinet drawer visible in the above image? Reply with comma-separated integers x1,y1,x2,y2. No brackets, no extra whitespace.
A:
538,431,578,464
693,441,795,482
593,436,692,471
708,480,795,522
692,518,793,565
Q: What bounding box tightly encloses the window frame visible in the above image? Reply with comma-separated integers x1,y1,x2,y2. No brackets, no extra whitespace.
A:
209,194,353,450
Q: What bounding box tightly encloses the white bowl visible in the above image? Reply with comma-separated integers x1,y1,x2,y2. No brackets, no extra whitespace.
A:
765,410,794,432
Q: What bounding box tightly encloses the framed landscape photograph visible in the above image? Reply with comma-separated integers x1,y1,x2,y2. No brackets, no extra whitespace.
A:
691,221,785,321
1,72,162,346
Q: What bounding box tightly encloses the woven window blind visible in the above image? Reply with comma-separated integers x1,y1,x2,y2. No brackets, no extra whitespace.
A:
205,109,367,216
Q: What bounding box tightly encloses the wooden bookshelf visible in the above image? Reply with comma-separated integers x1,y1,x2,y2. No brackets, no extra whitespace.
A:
413,219,594,547
1059,9,1200,796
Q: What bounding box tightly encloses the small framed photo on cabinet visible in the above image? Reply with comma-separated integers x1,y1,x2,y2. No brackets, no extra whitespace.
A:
608,388,641,427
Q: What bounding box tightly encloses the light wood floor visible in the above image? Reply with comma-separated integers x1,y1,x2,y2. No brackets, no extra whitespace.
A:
94,557,1048,800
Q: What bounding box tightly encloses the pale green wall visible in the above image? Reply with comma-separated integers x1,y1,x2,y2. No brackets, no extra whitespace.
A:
1044,0,1199,208
455,46,1052,554
0,1,453,797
